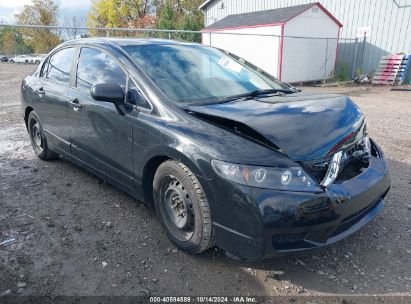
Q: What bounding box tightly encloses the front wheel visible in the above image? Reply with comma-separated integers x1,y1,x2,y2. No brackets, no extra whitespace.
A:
153,160,214,254
27,111,58,160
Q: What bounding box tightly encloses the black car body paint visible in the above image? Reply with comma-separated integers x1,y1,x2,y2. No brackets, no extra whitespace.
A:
21,38,390,260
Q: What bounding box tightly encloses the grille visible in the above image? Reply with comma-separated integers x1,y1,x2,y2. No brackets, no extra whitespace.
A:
303,158,330,183
335,139,370,182
303,138,371,183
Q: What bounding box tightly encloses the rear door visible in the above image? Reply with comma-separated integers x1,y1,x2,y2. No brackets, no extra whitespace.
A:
67,46,134,189
33,47,76,153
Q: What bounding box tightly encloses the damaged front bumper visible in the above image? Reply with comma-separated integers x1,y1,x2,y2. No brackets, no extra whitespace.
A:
208,142,390,260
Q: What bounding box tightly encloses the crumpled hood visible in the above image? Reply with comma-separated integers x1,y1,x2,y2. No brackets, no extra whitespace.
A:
186,93,365,161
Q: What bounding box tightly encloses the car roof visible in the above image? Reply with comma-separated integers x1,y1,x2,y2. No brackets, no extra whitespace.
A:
60,37,201,48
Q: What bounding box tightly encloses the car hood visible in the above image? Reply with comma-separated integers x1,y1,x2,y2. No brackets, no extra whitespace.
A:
185,93,365,161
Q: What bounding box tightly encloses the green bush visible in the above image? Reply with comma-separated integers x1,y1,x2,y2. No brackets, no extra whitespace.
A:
355,67,363,77
335,62,349,81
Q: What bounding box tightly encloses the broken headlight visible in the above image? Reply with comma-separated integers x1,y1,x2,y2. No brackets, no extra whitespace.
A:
211,160,322,192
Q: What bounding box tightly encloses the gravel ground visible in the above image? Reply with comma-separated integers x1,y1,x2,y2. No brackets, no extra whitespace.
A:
0,63,410,300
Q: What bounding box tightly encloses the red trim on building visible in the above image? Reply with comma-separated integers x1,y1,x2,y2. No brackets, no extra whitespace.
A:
315,2,343,28
200,22,285,33
278,24,284,80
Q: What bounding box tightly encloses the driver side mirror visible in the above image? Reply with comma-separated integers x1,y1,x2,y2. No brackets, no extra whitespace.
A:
91,83,125,106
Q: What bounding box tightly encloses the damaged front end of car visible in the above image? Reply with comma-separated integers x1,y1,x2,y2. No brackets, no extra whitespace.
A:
182,93,391,260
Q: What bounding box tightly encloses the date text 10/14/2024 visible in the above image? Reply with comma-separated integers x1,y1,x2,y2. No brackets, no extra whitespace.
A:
149,296,258,303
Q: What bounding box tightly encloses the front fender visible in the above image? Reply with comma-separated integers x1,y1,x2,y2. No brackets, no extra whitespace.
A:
137,143,216,181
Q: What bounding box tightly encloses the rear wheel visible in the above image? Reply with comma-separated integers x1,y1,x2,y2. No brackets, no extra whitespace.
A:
153,160,213,254
27,111,58,160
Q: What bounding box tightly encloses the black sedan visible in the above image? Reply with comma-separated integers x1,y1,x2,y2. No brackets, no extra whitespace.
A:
0,55,8,62
21,38,390,260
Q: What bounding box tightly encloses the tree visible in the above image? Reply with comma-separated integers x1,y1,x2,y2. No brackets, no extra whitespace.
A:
87,0,155,28
0,30,17,55
156,0,204,41
15,0,61,53
177,0,204,31
86,0,204,41
0,28,33,55
156,0,177,30
15,0,58,26
156,0,204,30
122,0,154,19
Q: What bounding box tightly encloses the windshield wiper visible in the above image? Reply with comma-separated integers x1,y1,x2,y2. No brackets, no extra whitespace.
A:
244,88,296,97
183,88,297,106
217,88,296,103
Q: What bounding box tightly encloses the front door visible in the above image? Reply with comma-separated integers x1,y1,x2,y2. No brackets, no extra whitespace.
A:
67,47,134,189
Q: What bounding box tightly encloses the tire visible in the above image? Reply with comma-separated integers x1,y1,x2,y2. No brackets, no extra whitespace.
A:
27,111,58,160
153,160,213,254
35,60,40,64
10,60,14,63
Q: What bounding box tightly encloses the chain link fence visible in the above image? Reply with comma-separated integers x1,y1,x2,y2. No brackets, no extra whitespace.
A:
0,24,366,107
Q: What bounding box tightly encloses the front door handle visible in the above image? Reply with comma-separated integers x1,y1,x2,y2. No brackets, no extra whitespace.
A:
70,98,83,111
35,87,45,96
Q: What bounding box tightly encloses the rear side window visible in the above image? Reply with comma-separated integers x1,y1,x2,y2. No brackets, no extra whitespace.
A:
41,47,75,84
76,47,126,91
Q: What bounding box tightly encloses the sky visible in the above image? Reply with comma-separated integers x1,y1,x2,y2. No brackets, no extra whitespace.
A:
0,0,91,25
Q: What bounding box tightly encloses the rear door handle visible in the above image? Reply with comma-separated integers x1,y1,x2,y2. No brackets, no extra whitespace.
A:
35,87,45,96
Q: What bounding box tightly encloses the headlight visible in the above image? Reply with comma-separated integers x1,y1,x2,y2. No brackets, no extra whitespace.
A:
211,160,321,192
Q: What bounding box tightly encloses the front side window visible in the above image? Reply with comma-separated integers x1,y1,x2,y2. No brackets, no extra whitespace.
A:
76,47,126,91
123,44,290,104
42,47,75,84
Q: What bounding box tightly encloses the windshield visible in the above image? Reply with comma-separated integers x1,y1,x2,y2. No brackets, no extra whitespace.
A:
123,43,291,104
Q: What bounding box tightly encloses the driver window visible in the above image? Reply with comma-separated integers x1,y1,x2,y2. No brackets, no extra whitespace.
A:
76,47,126,92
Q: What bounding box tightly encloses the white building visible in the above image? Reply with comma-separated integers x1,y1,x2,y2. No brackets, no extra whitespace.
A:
200,0,411,78
201,3,342,82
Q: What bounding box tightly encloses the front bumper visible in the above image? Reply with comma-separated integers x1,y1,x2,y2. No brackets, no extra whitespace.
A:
207,147,390,260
